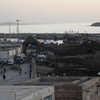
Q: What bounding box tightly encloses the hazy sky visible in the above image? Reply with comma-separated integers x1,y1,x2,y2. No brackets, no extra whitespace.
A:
0,0,100,24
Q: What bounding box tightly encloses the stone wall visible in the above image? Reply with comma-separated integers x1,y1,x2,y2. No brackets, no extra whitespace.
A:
81,77,100,100
55,84,82,100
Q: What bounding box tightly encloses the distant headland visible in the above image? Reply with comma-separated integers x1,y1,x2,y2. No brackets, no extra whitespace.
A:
0,22,16,26
91,22,100,27
0,22,47,26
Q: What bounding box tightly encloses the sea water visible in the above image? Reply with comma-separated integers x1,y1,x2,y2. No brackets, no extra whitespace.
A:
0,22,100,33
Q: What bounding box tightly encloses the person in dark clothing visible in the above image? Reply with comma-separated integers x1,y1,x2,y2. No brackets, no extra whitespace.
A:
2,74,6,80
3,68,6,73
19,68,22,75
19,70,21,75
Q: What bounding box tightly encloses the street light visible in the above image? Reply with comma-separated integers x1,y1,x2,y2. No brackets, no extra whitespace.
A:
9,21,11,34
16,20,19,34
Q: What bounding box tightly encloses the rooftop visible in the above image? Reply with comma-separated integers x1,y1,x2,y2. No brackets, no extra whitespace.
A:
0,86,53,100
17,76,92,86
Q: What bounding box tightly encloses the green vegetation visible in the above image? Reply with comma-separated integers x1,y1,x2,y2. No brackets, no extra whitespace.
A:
44,40,100,56
48,53,100,76
46,41,100,76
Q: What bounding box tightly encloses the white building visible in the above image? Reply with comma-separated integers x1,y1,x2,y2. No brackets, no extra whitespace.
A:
0,43,22,62
0,86,55,100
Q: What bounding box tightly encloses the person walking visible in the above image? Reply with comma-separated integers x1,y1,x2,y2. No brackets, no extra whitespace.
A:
2,74,6,80
3,68,6,73
19,70,21,75
19,68,22,75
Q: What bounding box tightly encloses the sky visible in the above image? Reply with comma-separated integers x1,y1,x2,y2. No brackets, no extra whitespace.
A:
0,0,100,24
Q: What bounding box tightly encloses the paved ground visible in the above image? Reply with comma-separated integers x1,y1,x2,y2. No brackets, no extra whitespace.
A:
0,63,30,85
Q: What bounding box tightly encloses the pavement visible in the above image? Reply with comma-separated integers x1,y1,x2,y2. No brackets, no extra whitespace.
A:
0,63,30,85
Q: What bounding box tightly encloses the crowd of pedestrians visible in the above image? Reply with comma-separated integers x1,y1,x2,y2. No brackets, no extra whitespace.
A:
0,65,23,81
0,63,30,85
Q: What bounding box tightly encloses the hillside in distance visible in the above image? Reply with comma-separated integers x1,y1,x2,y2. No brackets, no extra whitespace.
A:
91,22,100,27
0,22,44,26
0,22,16,26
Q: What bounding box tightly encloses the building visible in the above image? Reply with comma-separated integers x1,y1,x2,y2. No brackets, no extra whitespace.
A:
81,77,100,100
0,86,55,100
0,43,22,62
17,77,100,100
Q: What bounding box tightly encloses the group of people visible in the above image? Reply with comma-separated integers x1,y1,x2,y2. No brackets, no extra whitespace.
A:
1,67,23,81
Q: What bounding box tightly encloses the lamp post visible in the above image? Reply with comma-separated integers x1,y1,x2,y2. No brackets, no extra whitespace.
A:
9,21,11,34
16,20,19,34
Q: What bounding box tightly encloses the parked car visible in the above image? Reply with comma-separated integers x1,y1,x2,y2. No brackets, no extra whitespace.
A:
15,53,27,64
36,54,47,63
7,59,14,65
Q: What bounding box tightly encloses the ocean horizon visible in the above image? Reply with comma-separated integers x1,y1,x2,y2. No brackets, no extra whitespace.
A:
0,22,100,34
